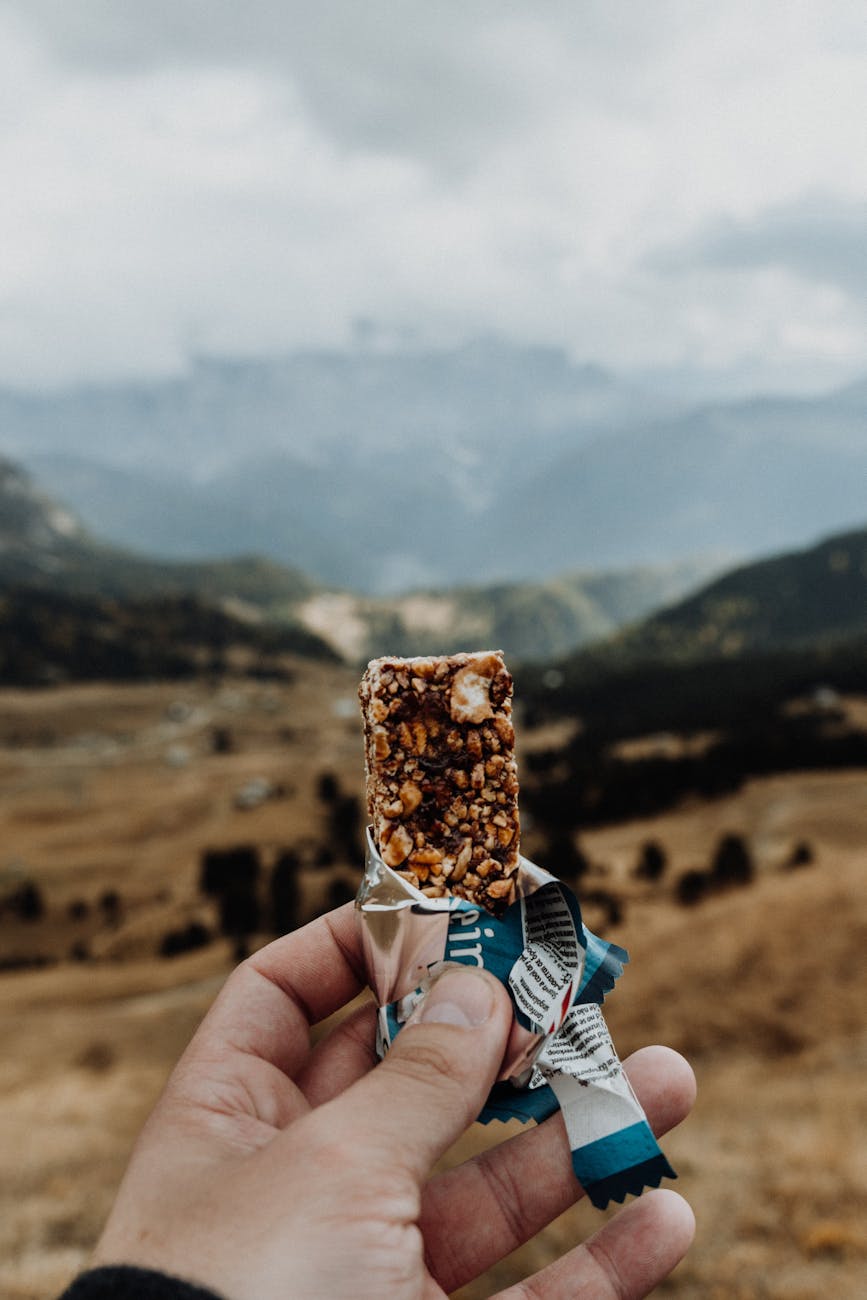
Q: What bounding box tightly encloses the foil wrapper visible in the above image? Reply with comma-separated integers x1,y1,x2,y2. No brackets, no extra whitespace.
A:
357,828,676,1209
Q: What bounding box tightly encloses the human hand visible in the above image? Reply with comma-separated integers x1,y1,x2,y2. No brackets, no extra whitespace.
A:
92,903,695,1299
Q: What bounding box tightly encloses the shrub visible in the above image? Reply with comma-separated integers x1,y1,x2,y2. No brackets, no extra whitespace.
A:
786,840,815,870
676,869,711,906
99,890,122,924
0,952,53,971
160,922,212,958
75,1041,116,1073
710,833,754,888
581,888,624,931
635,840,667,882
211,726,235,754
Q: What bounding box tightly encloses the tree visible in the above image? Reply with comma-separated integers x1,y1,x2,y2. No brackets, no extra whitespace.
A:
99,889,123,925
332,794,364,862
271,851,300,934
11,882,45,922
219,888,261,961
546,832,590,883
317,772,340,804
199,846,261,897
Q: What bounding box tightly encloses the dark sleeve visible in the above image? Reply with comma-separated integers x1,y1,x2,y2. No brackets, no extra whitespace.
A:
58,1265,225,1300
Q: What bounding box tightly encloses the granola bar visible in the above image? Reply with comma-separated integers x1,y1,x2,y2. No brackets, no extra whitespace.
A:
359,650,520,915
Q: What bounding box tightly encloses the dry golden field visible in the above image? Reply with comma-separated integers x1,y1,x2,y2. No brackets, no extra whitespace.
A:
1,667,865,1298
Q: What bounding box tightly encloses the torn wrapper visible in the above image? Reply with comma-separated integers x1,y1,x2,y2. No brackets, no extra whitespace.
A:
357,829,675,1209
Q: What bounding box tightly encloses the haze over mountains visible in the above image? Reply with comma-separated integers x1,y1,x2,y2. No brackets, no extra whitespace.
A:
3,339,866,594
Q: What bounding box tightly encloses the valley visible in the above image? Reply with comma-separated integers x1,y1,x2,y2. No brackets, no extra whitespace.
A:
1,666,865,1298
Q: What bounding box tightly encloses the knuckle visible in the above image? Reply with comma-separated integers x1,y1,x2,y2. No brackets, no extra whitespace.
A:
387,1036,468,1095
585,1237,628,1300
478,1154,530,1250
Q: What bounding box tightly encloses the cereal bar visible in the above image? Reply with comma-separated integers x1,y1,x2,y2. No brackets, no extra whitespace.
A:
359,651,520,915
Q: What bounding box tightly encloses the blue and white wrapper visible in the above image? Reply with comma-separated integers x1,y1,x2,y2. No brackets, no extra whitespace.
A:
357,828,675,1210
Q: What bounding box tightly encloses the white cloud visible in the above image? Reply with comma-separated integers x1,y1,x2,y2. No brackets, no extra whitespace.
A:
2,1,867,389
651,194,867,292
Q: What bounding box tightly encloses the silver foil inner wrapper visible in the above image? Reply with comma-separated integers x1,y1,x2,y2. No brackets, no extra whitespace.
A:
355,827,677,1209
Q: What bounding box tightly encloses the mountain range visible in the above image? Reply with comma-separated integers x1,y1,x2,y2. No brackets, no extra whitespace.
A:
0,455,715,669
0,457,313,606
521,522,867,745
3,340,866,593
3,441,867,688
617,525,867,660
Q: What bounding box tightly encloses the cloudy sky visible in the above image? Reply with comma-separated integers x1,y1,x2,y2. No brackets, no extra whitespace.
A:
2,0,867,392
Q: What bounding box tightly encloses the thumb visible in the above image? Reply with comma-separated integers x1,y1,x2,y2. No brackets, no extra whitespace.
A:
319,967,514,1184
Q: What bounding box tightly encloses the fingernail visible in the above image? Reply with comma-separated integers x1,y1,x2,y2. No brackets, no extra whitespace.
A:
410,969,496,1028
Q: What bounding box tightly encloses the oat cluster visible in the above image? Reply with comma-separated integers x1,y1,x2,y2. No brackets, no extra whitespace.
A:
359,650,520,915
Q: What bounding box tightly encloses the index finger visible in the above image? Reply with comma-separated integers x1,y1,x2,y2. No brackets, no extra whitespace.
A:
181,903,366,1082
